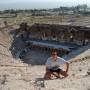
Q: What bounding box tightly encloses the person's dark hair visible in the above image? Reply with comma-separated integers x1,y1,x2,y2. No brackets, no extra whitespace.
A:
51,49,57,55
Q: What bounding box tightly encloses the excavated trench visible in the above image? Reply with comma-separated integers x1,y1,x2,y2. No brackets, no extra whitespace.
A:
9,29,51,65
8,23,83,65
9,31,72,65
0,24,88,65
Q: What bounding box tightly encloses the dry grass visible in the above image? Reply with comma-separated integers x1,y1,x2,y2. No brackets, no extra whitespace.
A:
0,13,90,27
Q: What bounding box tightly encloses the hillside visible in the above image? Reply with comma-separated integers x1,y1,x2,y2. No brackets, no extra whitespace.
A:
0,27,90,90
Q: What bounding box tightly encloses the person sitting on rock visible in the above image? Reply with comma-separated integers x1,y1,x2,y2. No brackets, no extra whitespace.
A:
44,50,69,79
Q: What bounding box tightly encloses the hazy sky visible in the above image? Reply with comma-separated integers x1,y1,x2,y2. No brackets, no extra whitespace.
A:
0,0,89,10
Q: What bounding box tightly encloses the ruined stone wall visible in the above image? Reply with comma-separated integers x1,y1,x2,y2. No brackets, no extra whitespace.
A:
17,23,90,44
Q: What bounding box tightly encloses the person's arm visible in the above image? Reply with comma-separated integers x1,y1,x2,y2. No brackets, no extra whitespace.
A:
60,57,69,73
65,62,69,73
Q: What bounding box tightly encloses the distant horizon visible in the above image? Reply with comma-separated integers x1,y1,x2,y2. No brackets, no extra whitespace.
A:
0,0,90,10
